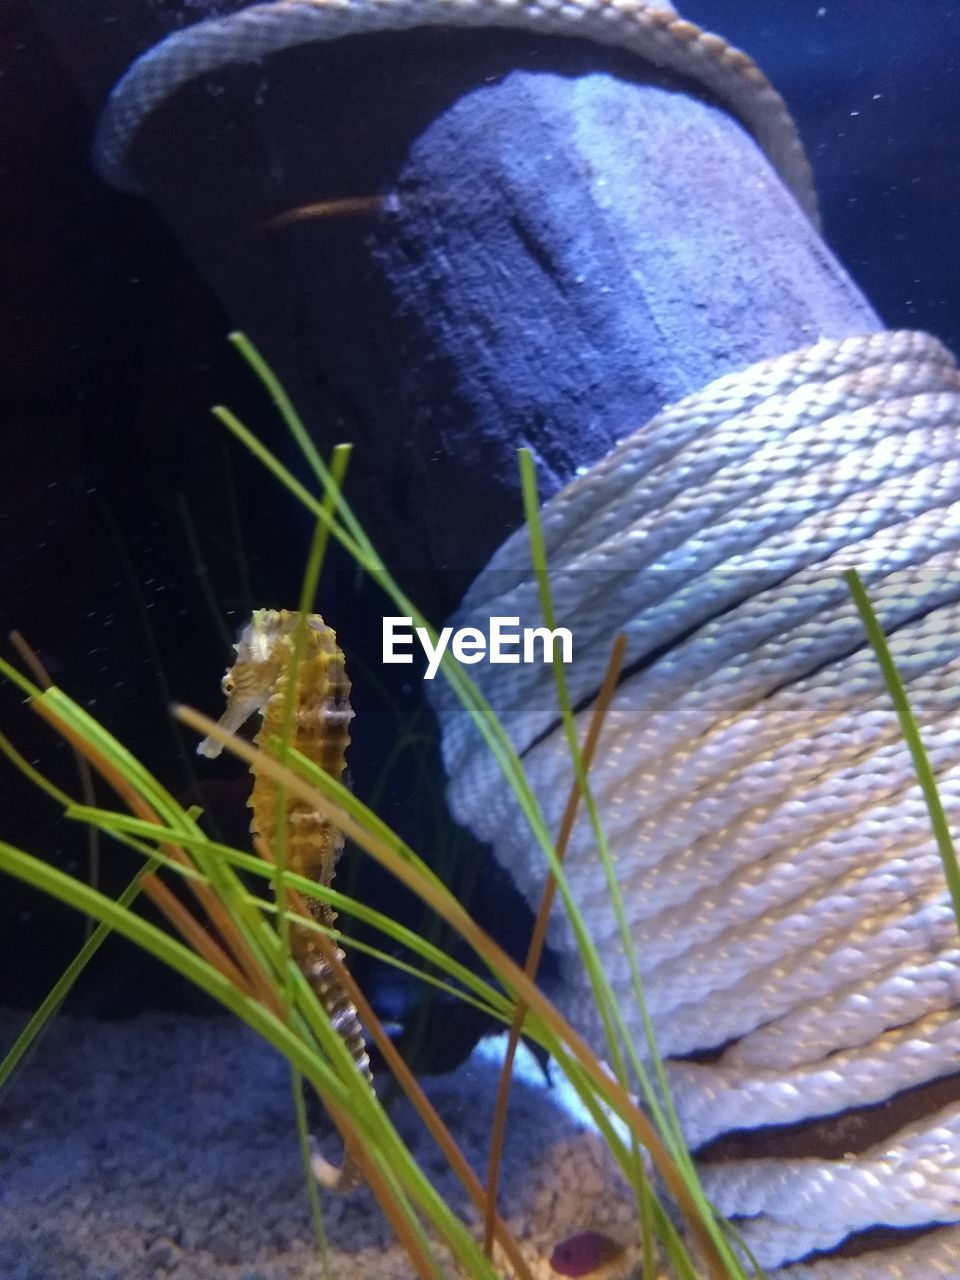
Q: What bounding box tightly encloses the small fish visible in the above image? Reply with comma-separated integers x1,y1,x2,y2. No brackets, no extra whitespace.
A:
549,1229,628,1278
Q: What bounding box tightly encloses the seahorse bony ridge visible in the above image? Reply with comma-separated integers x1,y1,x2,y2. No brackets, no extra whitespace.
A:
201,608,373,1191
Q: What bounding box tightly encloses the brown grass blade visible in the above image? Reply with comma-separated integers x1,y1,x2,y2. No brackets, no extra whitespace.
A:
140,869,255,996
10,630,101,942
27,697,277,1012
302,913,535,1280
483,632,627,1255
323,1091,446,1280
174,702,730,1279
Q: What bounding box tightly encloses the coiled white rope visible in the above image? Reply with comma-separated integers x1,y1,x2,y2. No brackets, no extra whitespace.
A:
91,0,816,222
768,1225,960,1279
701,1100,960,1265
429,330,960,1270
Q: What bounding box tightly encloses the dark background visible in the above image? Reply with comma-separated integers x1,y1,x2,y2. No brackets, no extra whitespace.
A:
2,0,958,1069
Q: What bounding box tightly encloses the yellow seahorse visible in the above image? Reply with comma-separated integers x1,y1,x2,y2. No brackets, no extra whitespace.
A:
197,608,372,1191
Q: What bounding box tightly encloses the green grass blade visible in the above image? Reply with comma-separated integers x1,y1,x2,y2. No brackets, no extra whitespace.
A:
0,839,505,1279
211,406,373,569
217,336,756,1275
518,449,742,1275
845,568,960,933
64,805,513,1021
0,862,155,1091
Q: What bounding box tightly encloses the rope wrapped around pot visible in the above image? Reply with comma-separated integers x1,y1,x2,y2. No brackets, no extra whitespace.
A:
430,329,960,1273
91,0,816,223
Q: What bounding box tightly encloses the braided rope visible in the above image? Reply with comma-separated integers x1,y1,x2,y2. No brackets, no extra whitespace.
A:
92,0,817,222
700,1100,960,1264
725,946,960,1070
439,330,960,765
429,330,960,1269
767,1225,960,1278
671,1000,960,1143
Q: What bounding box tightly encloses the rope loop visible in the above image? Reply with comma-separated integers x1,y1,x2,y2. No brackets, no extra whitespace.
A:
432,329,960,1271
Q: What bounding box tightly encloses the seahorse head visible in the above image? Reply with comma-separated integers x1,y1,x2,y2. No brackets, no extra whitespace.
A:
197,610,292,758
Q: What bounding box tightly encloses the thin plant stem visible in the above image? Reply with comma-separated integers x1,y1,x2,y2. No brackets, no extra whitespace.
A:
845,568,960,933
140,867,258,998
304,907,536,1280
174,702,733,1280
273,443,353,1007
9,631,101,941
175,492,234,653
517,453,708,1192
0,864,152,1091
0,841,480,1279
27,696,278,1012
264,443,356,1230
483,631,627,1256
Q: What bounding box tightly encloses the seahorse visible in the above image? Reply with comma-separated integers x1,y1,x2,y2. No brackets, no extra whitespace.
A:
197,608,372,1191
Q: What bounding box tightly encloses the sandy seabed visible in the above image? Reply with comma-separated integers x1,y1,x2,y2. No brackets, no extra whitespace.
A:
0,1011,638,1280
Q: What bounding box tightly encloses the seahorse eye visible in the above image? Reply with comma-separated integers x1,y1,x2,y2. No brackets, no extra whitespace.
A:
221,674,235,695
